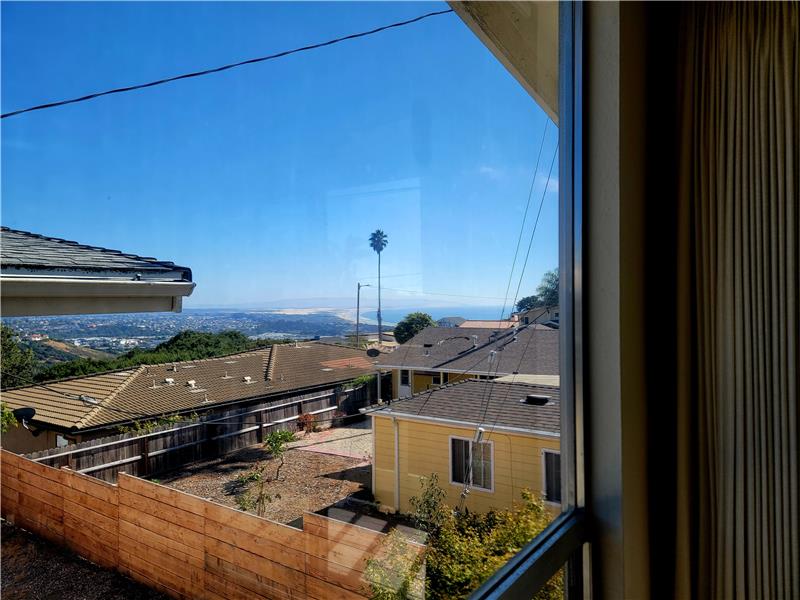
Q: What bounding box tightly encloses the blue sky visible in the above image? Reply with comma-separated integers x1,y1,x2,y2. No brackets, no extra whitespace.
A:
1,2,559,312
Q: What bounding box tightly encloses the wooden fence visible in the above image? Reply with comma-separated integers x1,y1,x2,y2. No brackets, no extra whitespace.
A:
1,450,423,600
26,384,372,483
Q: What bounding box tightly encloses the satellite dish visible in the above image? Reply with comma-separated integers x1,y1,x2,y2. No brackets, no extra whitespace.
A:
12,407,36,422
366,348,381,358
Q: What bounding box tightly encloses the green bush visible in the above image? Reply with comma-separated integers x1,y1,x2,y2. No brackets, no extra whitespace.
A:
409,475,562,600
1,402,18,433
394,313,436,345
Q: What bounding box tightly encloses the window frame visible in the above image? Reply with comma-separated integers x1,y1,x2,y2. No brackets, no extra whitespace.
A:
542,449,562,505
468,1,588,598
449,435,495,493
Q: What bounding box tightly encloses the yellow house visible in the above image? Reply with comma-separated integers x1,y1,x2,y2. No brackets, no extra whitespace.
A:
371,376,560,514
377,324,559,399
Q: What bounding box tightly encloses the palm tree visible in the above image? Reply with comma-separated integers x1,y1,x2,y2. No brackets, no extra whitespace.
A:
369,230,388,342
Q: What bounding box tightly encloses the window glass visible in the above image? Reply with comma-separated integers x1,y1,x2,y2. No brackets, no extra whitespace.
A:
2,1,565,598
544,450,562,503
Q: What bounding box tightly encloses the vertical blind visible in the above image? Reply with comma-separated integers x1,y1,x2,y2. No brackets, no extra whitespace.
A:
675,3,799,598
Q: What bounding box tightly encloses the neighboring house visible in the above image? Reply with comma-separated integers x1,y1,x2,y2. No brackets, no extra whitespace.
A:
0,227,195,316
1,342,376,453
516,305,559,328
458,318,518,329
371,377,560,513
436,316,466,328
376,325,559,399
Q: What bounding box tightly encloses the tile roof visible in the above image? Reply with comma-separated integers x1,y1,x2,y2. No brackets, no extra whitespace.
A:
375,378,560,435
0,227,192,282
376,325,559,376
458,320,517,329
1,343,377,431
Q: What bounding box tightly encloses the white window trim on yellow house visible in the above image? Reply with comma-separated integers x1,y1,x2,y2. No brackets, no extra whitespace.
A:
449,435,495,493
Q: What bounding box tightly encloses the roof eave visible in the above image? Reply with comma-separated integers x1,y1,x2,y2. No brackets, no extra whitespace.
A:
0,277,195,316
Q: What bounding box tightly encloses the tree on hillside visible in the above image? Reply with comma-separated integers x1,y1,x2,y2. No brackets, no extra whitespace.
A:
369,230,389,342
394,312,435,344
516,268,559,312
1,326,35,389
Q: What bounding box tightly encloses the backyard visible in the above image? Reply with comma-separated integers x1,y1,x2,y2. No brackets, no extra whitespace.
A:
156,420,375,525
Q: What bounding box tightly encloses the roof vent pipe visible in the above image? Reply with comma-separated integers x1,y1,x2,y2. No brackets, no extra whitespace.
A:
164,378,175,385
187,380,196,388
243,376,252,384
472,335,479,347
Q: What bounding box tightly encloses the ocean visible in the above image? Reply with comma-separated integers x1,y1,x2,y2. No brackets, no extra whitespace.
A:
362,306,509,325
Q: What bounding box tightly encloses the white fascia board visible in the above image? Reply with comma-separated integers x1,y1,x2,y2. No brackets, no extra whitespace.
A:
0,278,196,316
0,277,195,298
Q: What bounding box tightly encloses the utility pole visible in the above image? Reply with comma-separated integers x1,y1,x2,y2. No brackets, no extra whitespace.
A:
355,283,371,348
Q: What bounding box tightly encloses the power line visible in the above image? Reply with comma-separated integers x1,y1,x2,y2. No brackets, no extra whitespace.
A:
380,287,507,301
1,8,454,120
499,119,551,320
510,143,559,311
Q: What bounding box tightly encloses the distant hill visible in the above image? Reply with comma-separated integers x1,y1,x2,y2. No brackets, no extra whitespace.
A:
24,338,115,366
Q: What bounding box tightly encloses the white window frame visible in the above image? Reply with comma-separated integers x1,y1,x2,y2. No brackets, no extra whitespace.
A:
541,449,562,505
448,434,495,493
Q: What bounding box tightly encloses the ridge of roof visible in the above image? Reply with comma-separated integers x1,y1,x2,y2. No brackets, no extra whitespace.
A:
0,226,191,275
265,345,277,381
76,365,147,428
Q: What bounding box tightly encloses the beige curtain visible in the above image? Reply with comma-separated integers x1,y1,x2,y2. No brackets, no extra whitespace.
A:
676,3,799,599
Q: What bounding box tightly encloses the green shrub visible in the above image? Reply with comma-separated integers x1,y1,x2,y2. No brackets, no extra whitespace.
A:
409,475,562,600
1,402,18,433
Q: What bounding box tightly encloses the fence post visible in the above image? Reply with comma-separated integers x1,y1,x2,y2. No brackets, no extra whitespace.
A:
257,410,265,444
139,436,150,477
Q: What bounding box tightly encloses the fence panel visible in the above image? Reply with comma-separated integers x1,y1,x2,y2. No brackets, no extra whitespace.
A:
25,384,368,483
0,450,417,600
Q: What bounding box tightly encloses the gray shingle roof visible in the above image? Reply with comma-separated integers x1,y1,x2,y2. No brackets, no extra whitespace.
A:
376,378,560,435
0,227,192,282
376,325,559,376
1,343,376,431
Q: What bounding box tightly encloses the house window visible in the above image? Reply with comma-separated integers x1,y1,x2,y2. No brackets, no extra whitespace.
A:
432,373,441,385
400,370,409,385
543,450,561,503
450,437,493,491
442,372,449,384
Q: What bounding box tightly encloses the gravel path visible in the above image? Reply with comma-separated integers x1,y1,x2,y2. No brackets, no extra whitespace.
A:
288,420,373,461
1,521,167,600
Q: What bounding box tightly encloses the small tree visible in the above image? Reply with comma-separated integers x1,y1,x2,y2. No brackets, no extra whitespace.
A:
516,268,559,312
394,312,435,344
1,402,18,433
1,326,35,390
236,429,295,517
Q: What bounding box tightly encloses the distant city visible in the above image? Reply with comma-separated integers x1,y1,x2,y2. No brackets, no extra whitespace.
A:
3,305,505,354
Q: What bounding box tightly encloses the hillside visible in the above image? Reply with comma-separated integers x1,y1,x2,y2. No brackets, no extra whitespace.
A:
26,339,115,364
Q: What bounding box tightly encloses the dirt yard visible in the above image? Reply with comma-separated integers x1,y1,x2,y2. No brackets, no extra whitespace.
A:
1,521,167,600
157,425,372,525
